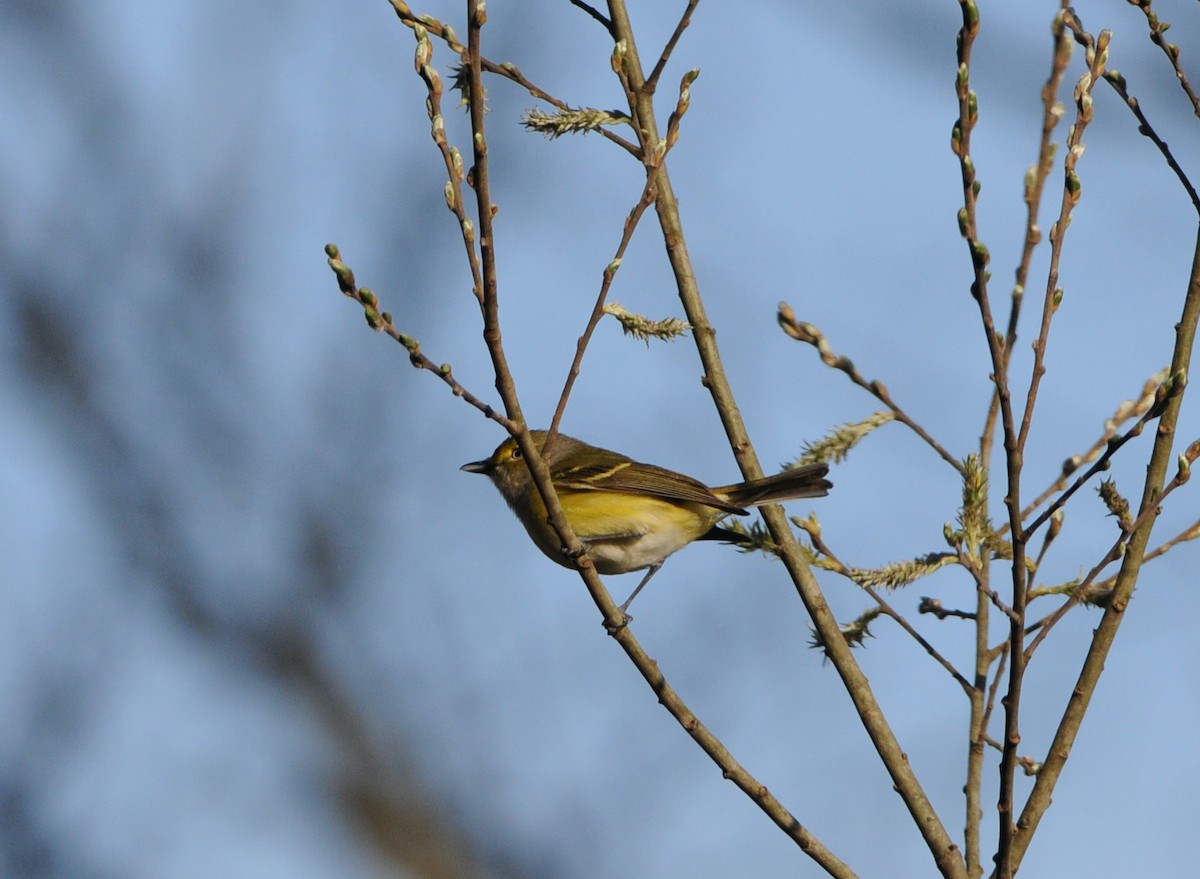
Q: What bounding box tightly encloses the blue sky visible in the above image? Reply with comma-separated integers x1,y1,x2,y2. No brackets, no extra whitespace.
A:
3,1,1199,877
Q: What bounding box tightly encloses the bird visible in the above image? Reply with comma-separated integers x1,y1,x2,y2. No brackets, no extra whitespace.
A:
462,430,831,615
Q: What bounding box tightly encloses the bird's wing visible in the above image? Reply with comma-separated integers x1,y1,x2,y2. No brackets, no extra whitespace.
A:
557,459,747,514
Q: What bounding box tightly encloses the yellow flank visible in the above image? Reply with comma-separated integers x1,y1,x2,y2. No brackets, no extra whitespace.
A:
525,485,719,575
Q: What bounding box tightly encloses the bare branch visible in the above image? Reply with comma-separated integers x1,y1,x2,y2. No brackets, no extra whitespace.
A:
645,0,700,93
778,305,965,475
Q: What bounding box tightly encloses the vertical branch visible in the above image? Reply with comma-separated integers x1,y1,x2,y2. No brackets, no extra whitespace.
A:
606,3,965,877
1017,18,1108,456
964,577,989,879
980,2,1071,463
464,1,522,424
949,3,1031,871
458,2,606,626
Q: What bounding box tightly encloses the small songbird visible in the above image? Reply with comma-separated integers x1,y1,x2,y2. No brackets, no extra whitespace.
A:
462,430,831,613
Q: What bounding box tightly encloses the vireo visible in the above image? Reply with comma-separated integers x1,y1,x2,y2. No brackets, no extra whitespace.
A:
462,430,831,613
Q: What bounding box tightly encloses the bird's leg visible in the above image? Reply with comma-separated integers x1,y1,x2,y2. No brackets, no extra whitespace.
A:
617,563,662,616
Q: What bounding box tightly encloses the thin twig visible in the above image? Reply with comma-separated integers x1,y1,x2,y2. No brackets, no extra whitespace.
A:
645,0,700,93
1017,13,1108,461
567,0,614,36
961,551,1019,623
547,69,697,443
981,2,1071,466
918,598,976,622
1101,70,1200,214
869,587,973,695
1025,372,1178,539
778,305,965,475
325,245,512,428
1027,513,1200,611
982,736,1041,776
387,1,639,156
547,178,658,443
1024,459,1192,659
1003,370,1165,535
408,21,485,303
1124,0,1200,119
981,644,1009,736
1135,515,1200,563
804,526,972,694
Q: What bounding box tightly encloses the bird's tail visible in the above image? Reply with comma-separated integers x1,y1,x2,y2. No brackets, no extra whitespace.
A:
715,462,832,508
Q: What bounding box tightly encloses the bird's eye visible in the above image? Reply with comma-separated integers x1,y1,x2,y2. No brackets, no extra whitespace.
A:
511,447,523,460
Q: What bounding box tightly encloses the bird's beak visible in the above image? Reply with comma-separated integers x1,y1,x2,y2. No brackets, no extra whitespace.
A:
460,458,492,475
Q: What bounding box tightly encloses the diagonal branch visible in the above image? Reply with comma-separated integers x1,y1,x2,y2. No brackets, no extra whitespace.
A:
1101,70,1200,214
777,305,965,474
645,0,700,93
407,7,862,876
1124,0,1200,119
607,3,964,876
567,0,614,36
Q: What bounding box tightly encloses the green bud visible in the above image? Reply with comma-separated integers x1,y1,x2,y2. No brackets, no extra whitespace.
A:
963,0,980,28
1065,171,1082,200
971,240,990,267
1078,93,1093,123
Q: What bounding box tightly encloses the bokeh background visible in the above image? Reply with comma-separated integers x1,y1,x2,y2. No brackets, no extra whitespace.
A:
3,1,1199,877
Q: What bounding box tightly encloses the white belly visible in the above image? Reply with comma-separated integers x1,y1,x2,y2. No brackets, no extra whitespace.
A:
584,527,696,574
